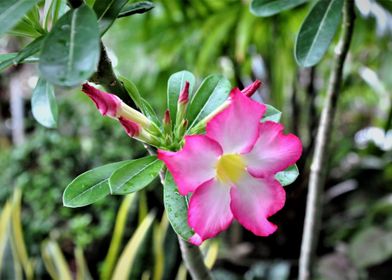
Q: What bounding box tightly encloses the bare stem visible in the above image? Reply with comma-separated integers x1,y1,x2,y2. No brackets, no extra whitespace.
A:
178,238,213,280
299,1,355,279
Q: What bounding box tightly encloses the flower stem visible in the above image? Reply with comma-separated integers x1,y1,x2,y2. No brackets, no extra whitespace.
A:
178,238,213,280
299,1,355,280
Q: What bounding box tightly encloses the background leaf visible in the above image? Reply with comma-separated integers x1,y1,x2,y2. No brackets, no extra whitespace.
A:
63,160,130,208
167,70,195,126
93,0,128,34
250,0,307,17
31,78,58,128
187,74,231,129
262,104,282,123
295,0,343,67
163,171,194,241
39,5,100,87
0,0,40,36
118,1,155,18
109,156,163,195
275,165,299,186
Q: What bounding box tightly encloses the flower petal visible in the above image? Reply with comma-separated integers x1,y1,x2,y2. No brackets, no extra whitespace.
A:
157,135,222,195
118,117,141,137
206,88,266,154
245,121,302,177
188,179,233,245
82,83,121,117
230,173,285,236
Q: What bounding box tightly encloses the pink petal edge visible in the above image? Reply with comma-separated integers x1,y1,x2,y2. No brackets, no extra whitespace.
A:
82,83,121,117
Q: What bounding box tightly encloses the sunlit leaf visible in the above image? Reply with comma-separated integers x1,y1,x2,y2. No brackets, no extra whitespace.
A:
111,212,155,280
39,5,100,87
63,160,130,208
163,171,194,241
187,75,231,130
0,0,40,36
275,165,299,186
41,240,72,280
31,78,58,128
109,156,163,195
250,0,307,17
167,71,195,126
295,0,343,67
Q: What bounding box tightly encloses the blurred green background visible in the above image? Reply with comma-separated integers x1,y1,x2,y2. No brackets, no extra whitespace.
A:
0,0,392,279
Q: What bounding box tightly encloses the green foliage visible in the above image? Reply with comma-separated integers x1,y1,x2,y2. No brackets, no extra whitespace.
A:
39,4,100,87
31,78,58,128
250,0,307,17
118,1,155,18
109,156,163,195
275,165,299,187
187,75,231,129
63,160,131,208
295,0,344,67
262,105,282,123
167,70,195,126
163,171,194,241
0,0,40,36
93,0,128,34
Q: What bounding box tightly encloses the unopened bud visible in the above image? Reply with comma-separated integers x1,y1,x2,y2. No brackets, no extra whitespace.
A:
178,81,190,104
176,81,190,129
82,83,121,118
241,80,262,97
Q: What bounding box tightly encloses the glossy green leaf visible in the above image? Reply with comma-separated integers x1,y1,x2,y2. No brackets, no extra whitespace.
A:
118,1,155,18
163,171,194,241
31,78,58,128
262,104,282,123
63,160,130,207
167,71,195,126
250,0,307,17
295,0,343,67
0,0,40,36
0,35,44,72
109,156,163,195
187,75,231,129
93,0,128,34
39,5,100,87
275,165,299,186
120,76,160,124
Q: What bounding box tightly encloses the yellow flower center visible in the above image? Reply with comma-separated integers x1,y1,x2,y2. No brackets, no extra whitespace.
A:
216,154,246,184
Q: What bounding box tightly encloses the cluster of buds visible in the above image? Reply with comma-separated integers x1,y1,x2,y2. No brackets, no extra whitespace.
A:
82,83,161,146
82,79,262,150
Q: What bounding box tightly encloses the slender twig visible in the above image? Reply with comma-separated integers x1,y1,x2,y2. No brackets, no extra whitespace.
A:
299,1,355,279
178,238,213,280
89,42,136,108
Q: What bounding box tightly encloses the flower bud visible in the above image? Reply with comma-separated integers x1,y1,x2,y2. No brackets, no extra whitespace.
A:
176,81,190,129
82,83,121,118
241,80,261,97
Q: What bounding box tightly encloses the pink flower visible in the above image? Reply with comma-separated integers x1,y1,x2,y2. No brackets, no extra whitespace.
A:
158,88,302,245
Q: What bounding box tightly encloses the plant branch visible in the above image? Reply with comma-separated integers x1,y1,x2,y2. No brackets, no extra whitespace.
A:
178,238,213,280
299,1,355,280
89,42,136,108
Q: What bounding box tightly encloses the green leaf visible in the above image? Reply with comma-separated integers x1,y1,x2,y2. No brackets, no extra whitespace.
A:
120,76,160,124
262,104,282,123
109,156,163,195
41,240,72,280
93,0,128,34
167,71,195,126
275,165,299,186
31,78,58,128
349,227,392,268
118,1,155,18
0,0,40,36
163,171,194,241
187,74,231,129
63,160,130,208
250,0,307,17
0,35,44,72
295,0,343,67
39,5,100,87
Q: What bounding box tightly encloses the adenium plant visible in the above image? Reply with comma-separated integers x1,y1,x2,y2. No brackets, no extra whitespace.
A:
64,71,302,246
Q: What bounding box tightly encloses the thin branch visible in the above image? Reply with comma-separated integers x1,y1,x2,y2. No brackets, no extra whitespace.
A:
299,1,356,280
89,42,136,108
178,238,213,280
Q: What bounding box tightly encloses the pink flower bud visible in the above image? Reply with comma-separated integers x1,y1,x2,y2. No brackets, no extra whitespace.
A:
119,117,141,137
82,83,121,117
164,109,171,125
241,80,262,97
178,81,190,104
